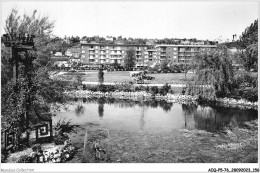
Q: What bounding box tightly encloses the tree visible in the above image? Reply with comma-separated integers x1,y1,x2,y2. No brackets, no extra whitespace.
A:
1,9,68,144
238,19,258,49
124,48,136,70
160,61,169,73
186,46,234,100
4,9,56,68
98,65,104,84
112,60,121,70
235,19,258,72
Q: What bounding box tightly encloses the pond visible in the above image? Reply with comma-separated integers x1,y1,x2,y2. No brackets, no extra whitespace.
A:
54,97,258,133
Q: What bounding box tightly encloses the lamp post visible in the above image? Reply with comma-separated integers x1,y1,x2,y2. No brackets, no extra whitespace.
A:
2,33,36,145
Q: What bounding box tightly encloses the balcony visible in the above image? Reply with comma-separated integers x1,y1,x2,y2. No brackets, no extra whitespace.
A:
110,52,122,55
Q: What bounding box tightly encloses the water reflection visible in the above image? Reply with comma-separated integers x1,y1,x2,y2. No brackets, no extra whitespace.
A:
75,98,85,117
63,97,257,133
97,98,105,119
183,104,257,132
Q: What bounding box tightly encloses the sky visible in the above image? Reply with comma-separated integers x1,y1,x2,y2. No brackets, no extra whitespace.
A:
1,0,259,41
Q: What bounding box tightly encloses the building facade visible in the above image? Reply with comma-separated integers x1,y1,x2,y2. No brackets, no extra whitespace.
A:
79,42,217,68
155,44,217,64
80,43,151,68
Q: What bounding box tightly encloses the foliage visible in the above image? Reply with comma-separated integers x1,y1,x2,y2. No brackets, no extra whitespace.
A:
111,60,121,70
169,64,182,73
98,67,104,83
54,118,76,135
235,19,258,72
238,19,258,49
82,83,176,96
244,44,258,71
234,44,258,72
186,46,234,100
159,83,171,95
124,48,136,70
231,70,258,102
150,86,159,95
17,155,34,163
4,9,57,68
160,61,169,73
1,9,68,147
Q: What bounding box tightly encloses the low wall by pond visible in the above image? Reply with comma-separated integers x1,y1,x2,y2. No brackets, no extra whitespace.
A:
64,90,258,110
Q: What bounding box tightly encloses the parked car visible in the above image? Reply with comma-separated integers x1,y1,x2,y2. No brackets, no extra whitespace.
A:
68,69,77,72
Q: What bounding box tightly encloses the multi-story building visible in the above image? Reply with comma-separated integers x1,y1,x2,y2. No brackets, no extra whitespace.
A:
80,43,151,68
79,41,217,68
155,44,217,64
65,47,81,58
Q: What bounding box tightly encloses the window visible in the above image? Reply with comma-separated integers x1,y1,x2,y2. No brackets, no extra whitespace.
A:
174,47,177,51
173,56,177,59
179,48,185,52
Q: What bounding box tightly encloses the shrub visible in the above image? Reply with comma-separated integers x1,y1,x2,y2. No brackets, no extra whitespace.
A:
241,88,258,102
32,144,42,153
54,135,69,145
97,84,108,92
150,86,159,95
17,155,33,163
98,68,104,84
54,119,76,137
160,83,171,95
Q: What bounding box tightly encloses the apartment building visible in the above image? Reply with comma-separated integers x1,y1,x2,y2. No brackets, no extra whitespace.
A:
155,44,217,64
80,43,151,68
79,42,217,68
65,47,81,58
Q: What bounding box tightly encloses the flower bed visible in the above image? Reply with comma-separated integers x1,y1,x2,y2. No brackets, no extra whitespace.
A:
17,140,76,163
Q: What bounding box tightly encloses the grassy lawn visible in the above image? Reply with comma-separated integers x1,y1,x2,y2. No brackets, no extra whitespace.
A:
81,71,194,84
68,120,258,163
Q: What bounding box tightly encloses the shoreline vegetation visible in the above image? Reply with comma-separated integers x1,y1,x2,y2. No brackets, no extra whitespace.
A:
64,88,258,110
